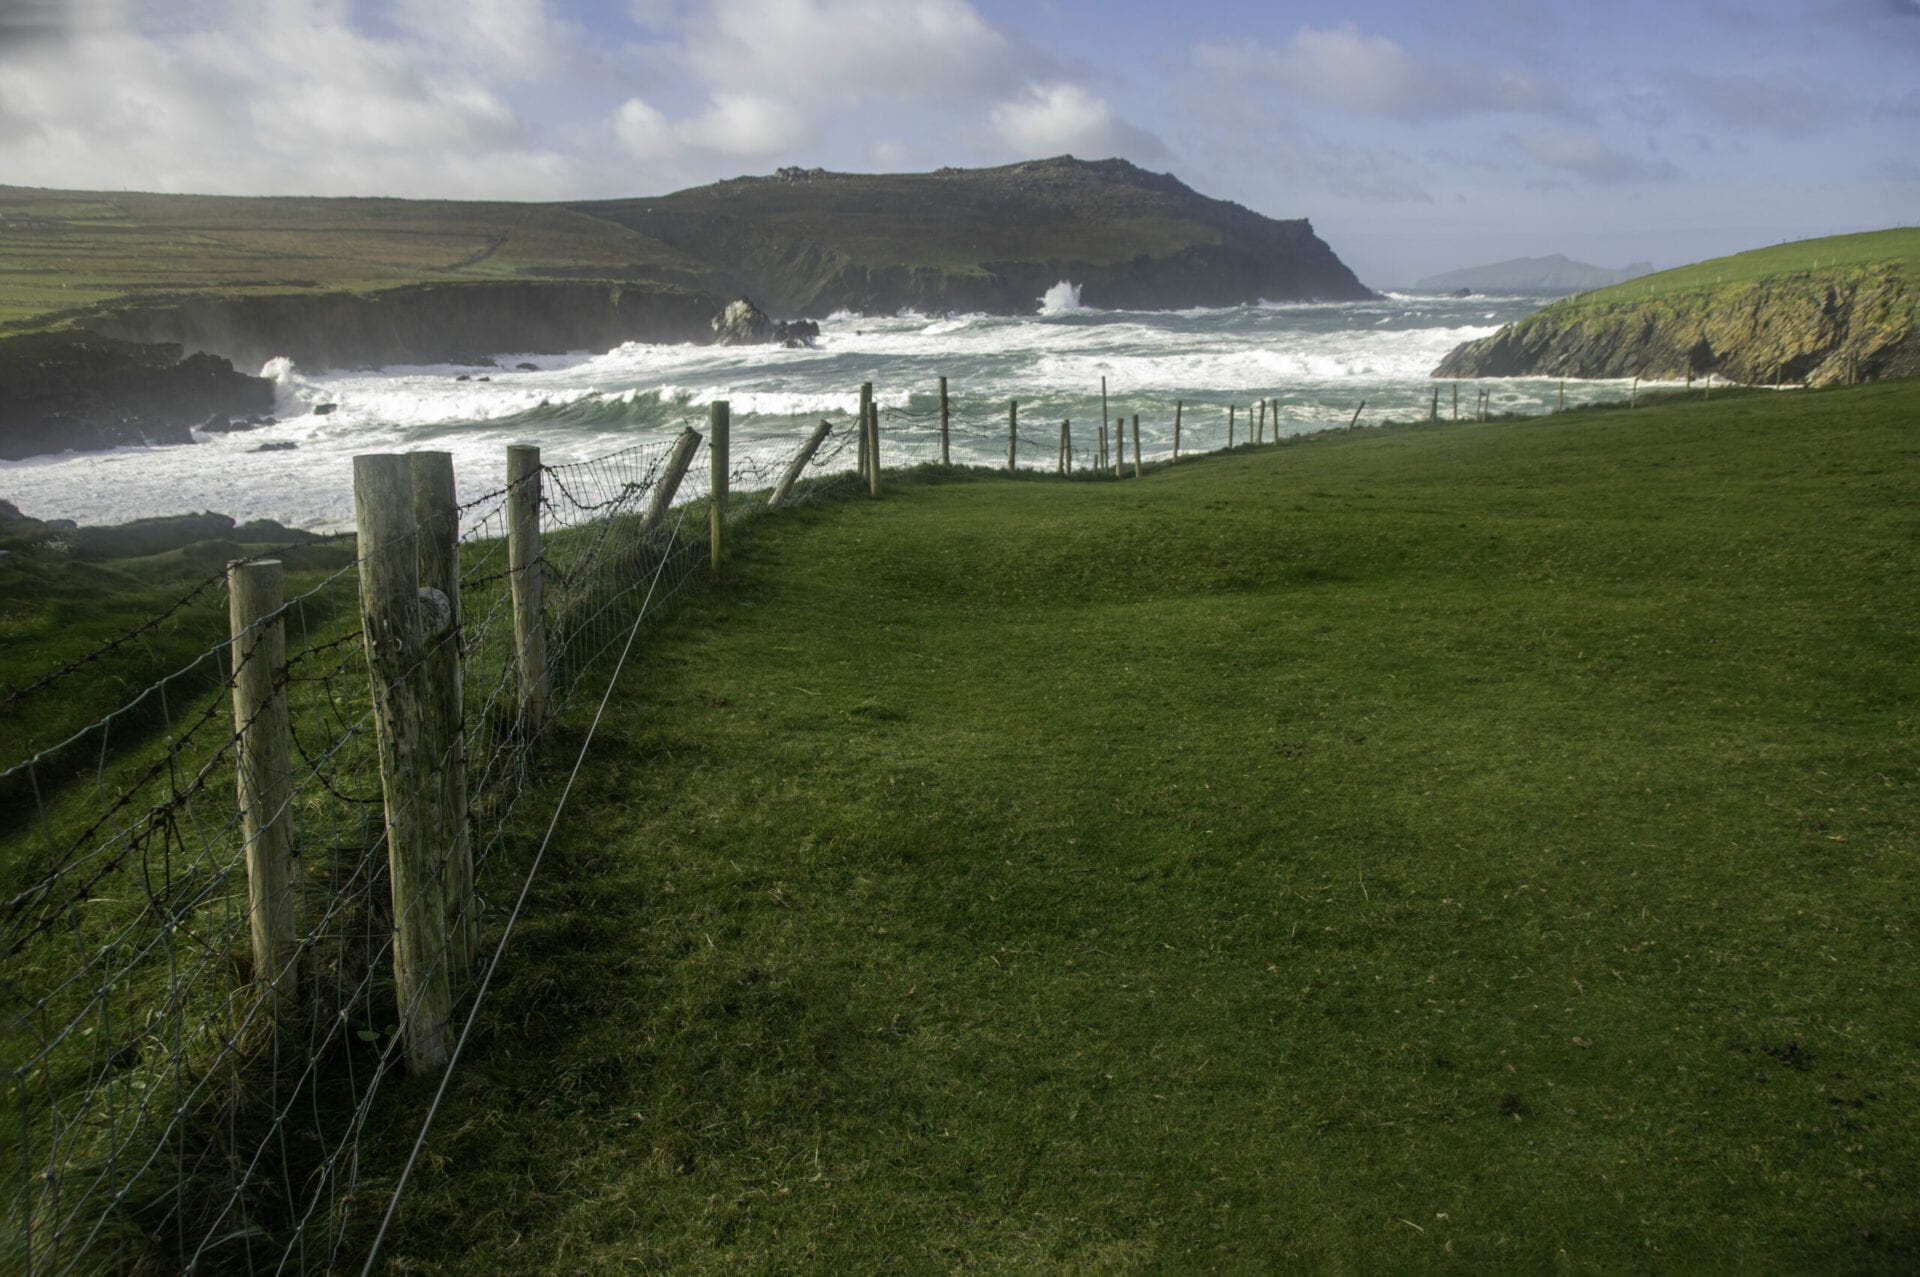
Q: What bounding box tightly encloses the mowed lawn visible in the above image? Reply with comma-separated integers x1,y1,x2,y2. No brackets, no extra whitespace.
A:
366,384,1919,1271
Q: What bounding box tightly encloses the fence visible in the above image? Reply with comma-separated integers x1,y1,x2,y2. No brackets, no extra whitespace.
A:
4,371,1641,1272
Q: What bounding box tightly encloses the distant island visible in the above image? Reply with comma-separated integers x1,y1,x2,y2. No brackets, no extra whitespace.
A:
0,156,1370,459
1433,228,1919,385
1415,254,1653,295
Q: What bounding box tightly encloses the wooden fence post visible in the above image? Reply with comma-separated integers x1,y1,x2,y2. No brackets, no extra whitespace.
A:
1430,386,1439,421
228,558,297,1014
1173,400,1182,460
353,454,454,1074
1228,405,1235,448
1058,420,1069,473
1132,414,1142,479
411,451,473,979
1098,423,1108,474
856,383,872,483
1100,376,1108,457
1348,401,1366,432
1007,400,1017,473
642,427,704,534
506,444,549,731
1256,399,1266,444
770,420,833,507
1116,409,1127,472
939,375,950,466
867,398,882,497
710,400,729,568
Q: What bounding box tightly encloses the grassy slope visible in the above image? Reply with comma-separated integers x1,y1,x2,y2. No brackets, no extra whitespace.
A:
0,188,707,330
1564,227,1920,311
361,384,1919,1271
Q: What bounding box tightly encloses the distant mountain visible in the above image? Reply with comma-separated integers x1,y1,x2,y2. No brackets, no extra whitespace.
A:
1414,254,1653,294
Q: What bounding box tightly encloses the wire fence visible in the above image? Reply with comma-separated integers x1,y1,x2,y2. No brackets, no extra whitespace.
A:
3,374,1554,1272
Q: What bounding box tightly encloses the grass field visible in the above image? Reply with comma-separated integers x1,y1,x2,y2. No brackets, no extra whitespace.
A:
339,382,1919,1270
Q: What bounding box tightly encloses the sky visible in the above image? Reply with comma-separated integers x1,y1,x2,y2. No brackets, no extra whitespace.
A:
0,0,1914,286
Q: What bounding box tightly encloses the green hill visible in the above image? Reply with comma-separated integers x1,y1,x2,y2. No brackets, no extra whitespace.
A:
1434,227,1920,384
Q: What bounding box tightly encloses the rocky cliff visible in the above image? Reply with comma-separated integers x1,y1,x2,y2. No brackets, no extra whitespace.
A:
1434,258,1918,385
0,331,273,461
83,280,724,375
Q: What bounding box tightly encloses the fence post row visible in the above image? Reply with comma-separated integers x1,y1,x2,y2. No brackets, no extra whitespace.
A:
711,400,730,567
506,444,550,733
411,451,475,980
770,419,834,508
228,558,297,1017
353,454,456,1074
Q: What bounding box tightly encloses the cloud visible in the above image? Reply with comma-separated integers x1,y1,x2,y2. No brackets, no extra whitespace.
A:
1198,24,1569,122
1512,130,1678,183
988,83,1165,161
1666,70,1840,137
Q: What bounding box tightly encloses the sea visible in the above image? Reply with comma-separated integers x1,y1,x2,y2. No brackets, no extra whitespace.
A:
2,286,1647,533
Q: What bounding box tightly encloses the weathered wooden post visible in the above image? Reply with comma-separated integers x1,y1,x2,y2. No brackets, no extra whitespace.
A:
411,451,473,978
1057,420,1069,473
867,398,882,497
1100,376,1109,456
1430,386,1440,421
939,375,951,466
505,444,549,731
1173,400,1182,460
1348,401,1366,432
770,420,832,508
1007,400,1018,473
856,383,872,483
1098,423,1108,474
1228,404,1235,448
1256,399,1266,444
1132,414,1142,479
1116,409,1127,472
229,558,297,1012
710,400,730,568
354,454,454,1074
642,427,704,534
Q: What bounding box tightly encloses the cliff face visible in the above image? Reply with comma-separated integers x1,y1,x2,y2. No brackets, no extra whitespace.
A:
575,157,1373,315
85,280,724,374
0,331,273,461
1434,263,1918,384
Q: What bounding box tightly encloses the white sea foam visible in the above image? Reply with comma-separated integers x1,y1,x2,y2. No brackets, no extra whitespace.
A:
1038,280,1084,313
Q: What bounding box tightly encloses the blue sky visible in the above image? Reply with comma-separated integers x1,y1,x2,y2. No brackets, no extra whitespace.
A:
0,0,1913,284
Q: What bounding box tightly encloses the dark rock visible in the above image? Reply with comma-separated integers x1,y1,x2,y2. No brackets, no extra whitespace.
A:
477,376,490,382
0,499,23,521
312,403,338,415
251,441,298,452
198,413,259,434
710,298,820,347
1449,287,1474,298
455,374,471,381
515,362,539,371
0,331,274,461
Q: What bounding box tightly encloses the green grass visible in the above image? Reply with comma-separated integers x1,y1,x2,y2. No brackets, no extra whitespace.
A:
1566,227,1920,310
348,382,1920,1270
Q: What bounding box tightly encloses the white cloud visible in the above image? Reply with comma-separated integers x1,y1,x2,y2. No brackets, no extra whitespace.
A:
989,83,1164,160
1198,24,1569,121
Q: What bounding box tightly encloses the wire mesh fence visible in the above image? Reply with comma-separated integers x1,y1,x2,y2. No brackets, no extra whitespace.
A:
4,375,1515,1272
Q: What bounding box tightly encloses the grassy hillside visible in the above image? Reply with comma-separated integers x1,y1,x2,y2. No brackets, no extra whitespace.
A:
1565,227,1920,309
352,382,1919,1270
0,158,1366,335
0,188,709,331
1435,227,1920,384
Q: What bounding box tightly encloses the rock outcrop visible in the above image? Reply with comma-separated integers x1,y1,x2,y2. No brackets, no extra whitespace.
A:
709,298,820,347
0,331,274,461
1434,262,1918,385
